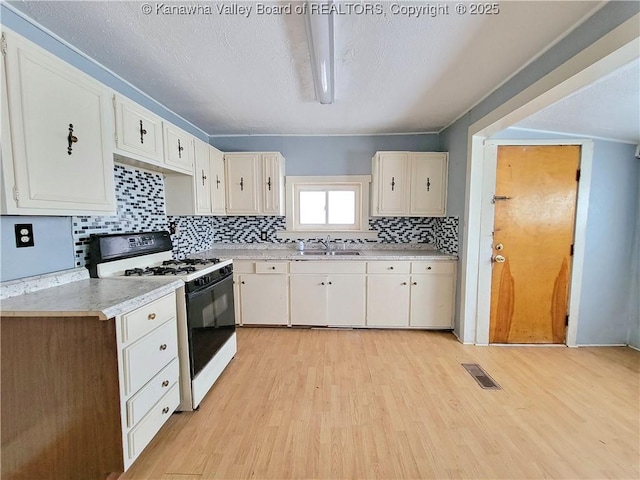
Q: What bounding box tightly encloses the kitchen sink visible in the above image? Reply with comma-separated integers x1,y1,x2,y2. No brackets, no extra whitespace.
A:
297,250,361,256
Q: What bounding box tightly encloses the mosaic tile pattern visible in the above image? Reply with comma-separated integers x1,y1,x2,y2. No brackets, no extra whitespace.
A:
72,165,169,267
72,164,459,267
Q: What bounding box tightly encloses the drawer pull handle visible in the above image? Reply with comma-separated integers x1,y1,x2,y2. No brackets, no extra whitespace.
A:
388,266,394,270
148,313,157,320
162,407,169,414
427,266,432,270
67,124,78,155
162,380,169,387
271,266,276,270
159,344,167,351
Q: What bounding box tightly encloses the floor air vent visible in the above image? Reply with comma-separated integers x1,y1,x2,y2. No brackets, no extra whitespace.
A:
462,363,501,390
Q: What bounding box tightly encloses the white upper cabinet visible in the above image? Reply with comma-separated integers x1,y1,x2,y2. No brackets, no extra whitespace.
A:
371,151,448,217
163,123,194,174
1,30,116,215
225,152,285,216
114,95,164,164
209,146,226,215
165,140,226,216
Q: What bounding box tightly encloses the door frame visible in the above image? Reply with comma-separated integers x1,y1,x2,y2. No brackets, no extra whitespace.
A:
456,14,639,346
477,139,593,346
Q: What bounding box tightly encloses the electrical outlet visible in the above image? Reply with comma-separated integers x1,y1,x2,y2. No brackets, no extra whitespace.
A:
15,223,35,248
260,231,267,241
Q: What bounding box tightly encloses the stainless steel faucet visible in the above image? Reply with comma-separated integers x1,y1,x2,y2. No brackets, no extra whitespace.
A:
318,235,332,252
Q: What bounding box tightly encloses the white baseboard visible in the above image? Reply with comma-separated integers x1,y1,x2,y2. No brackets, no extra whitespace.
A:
626,344,640,352
575,343,627,347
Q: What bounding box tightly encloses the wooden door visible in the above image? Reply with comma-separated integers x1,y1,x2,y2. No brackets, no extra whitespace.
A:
375,152,408,215
225,154,260,214
489,145,580,344
409,152,448,216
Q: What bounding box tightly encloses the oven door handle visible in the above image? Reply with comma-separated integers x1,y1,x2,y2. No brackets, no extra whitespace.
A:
186,273,233,298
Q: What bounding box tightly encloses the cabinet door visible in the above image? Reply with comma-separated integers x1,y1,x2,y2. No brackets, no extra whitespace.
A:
209,146,226,215
225,154,260,214
115,96,164,163
262,153,283,215
410,153,448,216
374,152,408,216
366,275,410,327
327,275,366,327
164,125,194,173
290,274,327,326
4,33,115,213
239,274,288,325
409,274,455,328
193,139,212,214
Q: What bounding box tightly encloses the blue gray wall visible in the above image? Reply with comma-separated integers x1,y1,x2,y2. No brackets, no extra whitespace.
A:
210,135,441,176
0,4,208,141
0,216,75,281
440,1,640,343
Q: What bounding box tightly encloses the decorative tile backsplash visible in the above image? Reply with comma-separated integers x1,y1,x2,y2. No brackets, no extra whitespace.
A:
73,164,458,267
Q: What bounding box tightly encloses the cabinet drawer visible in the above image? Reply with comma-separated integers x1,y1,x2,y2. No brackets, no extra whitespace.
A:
255,261,288,274
411,261,455,275
126,358,179,428
233,260,254,274
290,261,365,274
123,320,178,396
367,261,410,274
121,293,176,344
127,384,180,461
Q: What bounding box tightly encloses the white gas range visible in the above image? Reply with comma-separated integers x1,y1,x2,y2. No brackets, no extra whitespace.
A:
89,231,236,411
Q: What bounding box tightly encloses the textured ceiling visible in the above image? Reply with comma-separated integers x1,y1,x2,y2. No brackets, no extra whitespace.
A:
8,1,604,135
515,58,640,144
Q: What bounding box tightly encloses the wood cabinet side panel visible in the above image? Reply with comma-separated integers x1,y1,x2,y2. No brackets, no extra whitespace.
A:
0,316,123,480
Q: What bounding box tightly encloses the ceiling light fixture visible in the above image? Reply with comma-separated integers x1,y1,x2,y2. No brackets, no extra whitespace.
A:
304,1,335,104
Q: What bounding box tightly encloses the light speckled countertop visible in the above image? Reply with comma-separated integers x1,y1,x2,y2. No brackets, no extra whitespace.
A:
1,270,183,320
189,244,458,262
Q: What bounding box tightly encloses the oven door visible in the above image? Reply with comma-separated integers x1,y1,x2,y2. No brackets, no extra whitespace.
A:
185,273,235,378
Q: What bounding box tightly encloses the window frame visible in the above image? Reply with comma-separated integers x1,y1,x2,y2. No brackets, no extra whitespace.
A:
280,175,376,239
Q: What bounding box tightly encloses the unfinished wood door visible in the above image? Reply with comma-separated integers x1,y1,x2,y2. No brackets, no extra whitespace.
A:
489,145,580,344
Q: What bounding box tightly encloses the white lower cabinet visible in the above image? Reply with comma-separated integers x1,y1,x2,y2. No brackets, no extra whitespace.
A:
234,261,288,325
290,262,366,327
366,274,411,327
366,260,456,328
116,292,179,471
233,259,455,329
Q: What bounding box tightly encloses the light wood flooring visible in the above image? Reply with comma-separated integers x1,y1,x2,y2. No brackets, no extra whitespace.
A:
121,327,640,479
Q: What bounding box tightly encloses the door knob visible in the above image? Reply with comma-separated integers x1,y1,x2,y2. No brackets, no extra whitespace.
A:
493,255,506,263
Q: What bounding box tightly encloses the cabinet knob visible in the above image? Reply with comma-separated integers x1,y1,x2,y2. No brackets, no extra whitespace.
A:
327,281,332,285
412,282,417,285
159,344,167,351
162,407,169,414
321,282,325,285
271,266,276,270
148,313,157,320
162,380,169,387
401,282,407,285
139,120,147,144
67,124,78,155
427,266,432,270
241,281,245,284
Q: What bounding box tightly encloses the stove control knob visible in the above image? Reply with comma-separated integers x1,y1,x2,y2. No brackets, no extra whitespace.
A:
221,266,231,275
